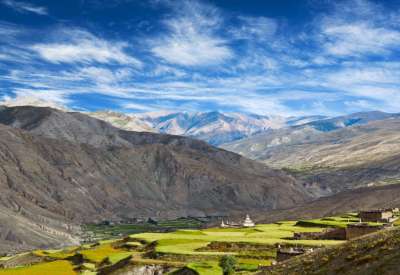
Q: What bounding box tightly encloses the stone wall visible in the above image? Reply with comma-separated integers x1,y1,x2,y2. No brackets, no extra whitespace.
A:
322,228,347,240
276,249,305,262
293,228,346,240
345,224,384,240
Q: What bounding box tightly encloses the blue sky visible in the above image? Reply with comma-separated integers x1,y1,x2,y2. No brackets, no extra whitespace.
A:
0,0,399,116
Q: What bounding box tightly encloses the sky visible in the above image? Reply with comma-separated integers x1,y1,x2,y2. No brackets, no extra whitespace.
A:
0,0,399,117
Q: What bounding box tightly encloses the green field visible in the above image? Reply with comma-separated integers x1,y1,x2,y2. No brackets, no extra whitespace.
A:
132,222,343,255
296,213,384,228
0,213,389,275
82,217,204,241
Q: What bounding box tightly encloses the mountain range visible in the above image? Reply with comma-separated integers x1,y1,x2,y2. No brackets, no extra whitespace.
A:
91,108,400,198
89,111,326,146
223,111,400,197
0,106,309,253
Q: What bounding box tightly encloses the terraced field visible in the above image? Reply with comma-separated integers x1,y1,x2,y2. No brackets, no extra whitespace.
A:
0,214,383,275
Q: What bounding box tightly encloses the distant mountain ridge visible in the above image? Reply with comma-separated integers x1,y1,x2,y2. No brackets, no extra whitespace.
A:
300,110,400,132
223,111,400,162
223,112,400,198
89,110,399,147
89,110,327,146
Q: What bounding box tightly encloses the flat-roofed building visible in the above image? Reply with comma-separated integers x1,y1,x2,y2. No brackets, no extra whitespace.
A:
358,210,395,223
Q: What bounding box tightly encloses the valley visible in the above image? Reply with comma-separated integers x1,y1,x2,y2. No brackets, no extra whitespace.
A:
0,106,400,274
0,106,309,253
0,210,398,275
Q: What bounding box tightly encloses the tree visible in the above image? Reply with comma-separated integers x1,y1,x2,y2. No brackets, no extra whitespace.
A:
219,255,237,275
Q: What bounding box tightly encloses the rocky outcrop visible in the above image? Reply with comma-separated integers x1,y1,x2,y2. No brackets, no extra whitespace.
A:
107,264,168,275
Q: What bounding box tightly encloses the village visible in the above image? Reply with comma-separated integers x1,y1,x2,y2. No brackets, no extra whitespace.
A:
272,208,399,263
218,208,399,264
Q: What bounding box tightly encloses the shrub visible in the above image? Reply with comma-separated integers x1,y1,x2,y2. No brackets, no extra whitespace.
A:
219,255,237,275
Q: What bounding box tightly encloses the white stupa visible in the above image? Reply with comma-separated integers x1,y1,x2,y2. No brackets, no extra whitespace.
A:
220,220,228,228
243,214,255,227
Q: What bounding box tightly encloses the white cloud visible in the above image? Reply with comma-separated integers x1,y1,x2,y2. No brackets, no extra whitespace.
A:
150,1,233,66
151,65,187,78
1,89,70,110
231,16,277,40
122,102,159,112
322,65,400,87
2,0,48,15
344,99,377,111
78,67,134,84
322,22,400,57
0,21,21,38
31,29,142,66
314,0,400,58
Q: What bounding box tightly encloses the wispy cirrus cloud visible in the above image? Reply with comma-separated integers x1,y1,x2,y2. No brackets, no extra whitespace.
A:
1,0,48,15
150,1,233,66
316,0,400,58
321,22,400,57
31,29,142,66
230,16,278,41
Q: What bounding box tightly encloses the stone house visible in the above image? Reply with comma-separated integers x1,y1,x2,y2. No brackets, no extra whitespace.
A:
358,209,396,223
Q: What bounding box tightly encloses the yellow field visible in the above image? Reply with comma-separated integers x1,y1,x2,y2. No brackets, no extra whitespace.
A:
0,260,75,275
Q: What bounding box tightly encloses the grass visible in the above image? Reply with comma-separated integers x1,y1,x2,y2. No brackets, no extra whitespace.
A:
107,252,132,264
33,248,76,260
0,260,75,275
79,243,124,264
81,262,96,271
83,218,204,241
296,215,384,228
186,261,222,275
236,258,272,272
237,262,258,272
155,239,231,256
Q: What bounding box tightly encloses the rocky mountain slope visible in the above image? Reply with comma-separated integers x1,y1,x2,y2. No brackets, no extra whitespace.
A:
223,113,400,196
139,111,287,146
0,106,309,252
223,111,400,165
257,183,400,224
262,226,400,275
